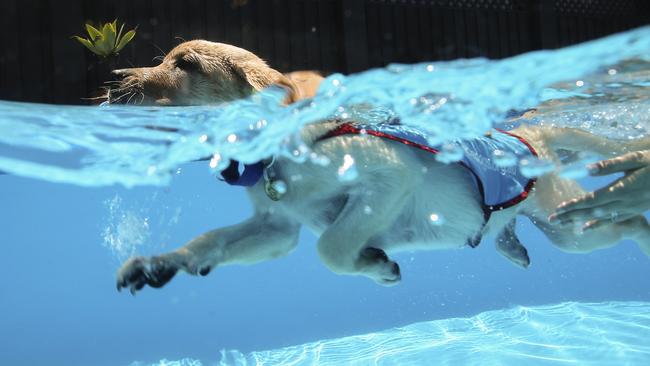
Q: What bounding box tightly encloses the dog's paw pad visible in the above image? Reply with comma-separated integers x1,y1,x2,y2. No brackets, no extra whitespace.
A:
359,247,402,286
116,256,178,294
379,261,401,285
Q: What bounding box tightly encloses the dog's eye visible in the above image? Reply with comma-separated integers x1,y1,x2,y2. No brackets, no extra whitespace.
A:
175,58,198,72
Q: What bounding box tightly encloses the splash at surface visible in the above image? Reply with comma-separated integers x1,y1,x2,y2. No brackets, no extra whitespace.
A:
0,27,649,187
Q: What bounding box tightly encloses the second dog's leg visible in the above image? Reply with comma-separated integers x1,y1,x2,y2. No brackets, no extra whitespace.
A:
524,173,650,257
531,213,650,256
116,213,300,294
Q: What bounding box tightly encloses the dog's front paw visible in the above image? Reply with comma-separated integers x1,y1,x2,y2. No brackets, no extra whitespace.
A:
359,247,401,286
116,256,179,295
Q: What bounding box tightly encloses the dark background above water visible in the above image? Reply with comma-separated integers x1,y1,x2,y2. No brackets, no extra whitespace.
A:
0,0,648,105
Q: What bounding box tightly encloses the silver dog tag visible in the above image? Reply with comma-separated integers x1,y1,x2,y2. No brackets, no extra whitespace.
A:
264,179,286,201
262,157,286,201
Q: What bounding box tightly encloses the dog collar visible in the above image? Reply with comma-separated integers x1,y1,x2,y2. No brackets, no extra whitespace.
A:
220,160,264,186
219,158,285,201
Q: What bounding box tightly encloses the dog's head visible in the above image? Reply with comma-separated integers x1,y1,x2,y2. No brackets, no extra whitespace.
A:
108,40,299,106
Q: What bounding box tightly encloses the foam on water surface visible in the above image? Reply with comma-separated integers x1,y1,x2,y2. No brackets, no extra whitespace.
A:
134,301,650,366
0,27,649,187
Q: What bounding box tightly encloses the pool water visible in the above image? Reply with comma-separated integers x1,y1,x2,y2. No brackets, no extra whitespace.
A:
1,27,650,366
218,301,650,366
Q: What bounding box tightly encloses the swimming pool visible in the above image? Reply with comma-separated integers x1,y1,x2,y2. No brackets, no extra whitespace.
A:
1,27,649,366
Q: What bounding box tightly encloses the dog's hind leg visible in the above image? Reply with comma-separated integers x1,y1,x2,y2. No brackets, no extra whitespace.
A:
316,173,413,286
495,219,530,269
116,212,300,294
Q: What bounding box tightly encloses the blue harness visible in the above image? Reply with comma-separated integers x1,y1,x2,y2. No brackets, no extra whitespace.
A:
317,122,537,247
220,121,537,247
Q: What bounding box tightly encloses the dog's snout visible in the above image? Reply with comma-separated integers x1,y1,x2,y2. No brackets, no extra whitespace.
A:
107,69,143,104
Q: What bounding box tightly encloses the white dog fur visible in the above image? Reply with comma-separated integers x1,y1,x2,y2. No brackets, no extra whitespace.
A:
113,40,650,293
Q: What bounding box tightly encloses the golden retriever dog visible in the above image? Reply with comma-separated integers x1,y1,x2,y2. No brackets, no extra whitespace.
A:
113,40,650,294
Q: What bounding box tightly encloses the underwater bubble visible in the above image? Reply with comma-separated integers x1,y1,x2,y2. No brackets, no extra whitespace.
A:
209,153,231,173
227,134,237,143
198,134,208,143
411,93,450,114
290,143,311,163
519,158,556,178
363,205,373,215
337,154,358,182
429,213,445,226
102,195,150,261
309,152,331,166
435,144,464,164
209,153,221,168
493,149,518,167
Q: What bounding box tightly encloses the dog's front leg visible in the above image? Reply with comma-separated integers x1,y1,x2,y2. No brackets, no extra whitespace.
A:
116,212,299,294
317,180,410,286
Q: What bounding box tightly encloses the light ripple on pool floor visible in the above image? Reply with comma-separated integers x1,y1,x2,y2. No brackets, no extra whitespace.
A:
134,301,650,366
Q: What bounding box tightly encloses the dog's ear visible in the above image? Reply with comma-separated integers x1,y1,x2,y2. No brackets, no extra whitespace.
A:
274,75,301,105
232,61,300,105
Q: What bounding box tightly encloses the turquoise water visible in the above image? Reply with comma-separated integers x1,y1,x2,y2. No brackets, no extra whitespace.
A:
218,301,650,366
1,28,650,366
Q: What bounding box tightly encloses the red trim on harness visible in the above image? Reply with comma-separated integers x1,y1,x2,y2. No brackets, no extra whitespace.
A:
322,123,441,154
319,123,537,213
489,128,537,211
495,128,538,157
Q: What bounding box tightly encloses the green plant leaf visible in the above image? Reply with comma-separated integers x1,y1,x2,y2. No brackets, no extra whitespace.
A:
73,36,104,56
74,20,136,58
114,29,136,53
102,23,116,48
95,38,113,57
85,24,102,41
116,23,125,46
109,20,117,39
